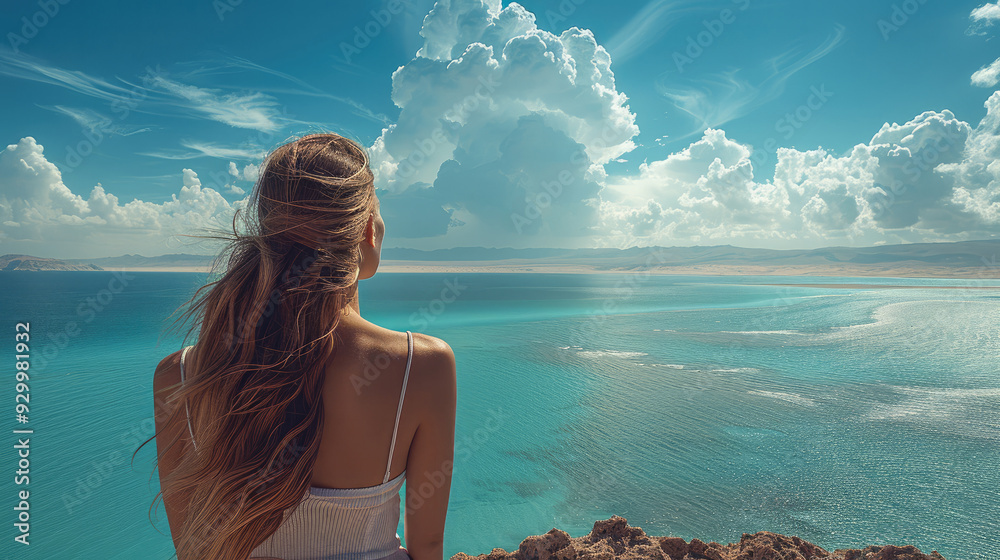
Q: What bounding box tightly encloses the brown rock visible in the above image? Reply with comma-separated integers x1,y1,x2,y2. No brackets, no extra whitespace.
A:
487,550,512,560
659,536,688,560
703,543,726,560
553,543,578,560
449,517,945,560
831,545,946,560
518,528,573,560
590,516,655,548
731,531,830,560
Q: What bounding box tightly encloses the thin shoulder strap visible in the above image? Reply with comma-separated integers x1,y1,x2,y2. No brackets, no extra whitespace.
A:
179,346,198,452
384,331,413,484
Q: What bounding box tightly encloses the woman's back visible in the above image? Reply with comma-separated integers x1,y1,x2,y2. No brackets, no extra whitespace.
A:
311,316,422,490
152,133,456,560
158,313,457,560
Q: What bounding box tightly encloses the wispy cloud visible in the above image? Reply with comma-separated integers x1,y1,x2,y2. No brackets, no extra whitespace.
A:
0,48,155,104
218,56,391,125
972,57,1000,87
968,1,1000,34
604,0,712,64
166,55,391,126
656,24,846,142
140,140,265,160
0,48,291,132
144,74,285,132
971,1,1000,23
39,105,153,136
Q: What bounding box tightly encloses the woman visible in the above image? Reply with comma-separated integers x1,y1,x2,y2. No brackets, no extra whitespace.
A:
147,134,457,560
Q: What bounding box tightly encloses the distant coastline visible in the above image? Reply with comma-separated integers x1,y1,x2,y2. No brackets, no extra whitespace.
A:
377,261,1000,279
0,254,103,272
4,238,999,278
9,262,1000,280
765,282,1000,289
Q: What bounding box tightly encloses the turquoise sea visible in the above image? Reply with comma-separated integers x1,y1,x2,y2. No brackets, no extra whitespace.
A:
1,271,998,560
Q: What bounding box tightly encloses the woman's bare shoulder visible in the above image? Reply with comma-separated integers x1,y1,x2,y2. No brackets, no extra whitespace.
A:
153,349,184,393
351,321,456,392
406,332,456,400
347,317,454,373
410,331,454,364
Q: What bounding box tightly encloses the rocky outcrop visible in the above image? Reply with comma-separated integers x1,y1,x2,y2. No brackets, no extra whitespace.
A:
0,254,103,271
450,516,945,560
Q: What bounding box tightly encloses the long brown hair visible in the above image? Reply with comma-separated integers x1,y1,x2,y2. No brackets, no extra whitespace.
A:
140,133,378,559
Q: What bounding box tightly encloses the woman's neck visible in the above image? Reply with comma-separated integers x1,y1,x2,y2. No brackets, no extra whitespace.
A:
340,280,361,317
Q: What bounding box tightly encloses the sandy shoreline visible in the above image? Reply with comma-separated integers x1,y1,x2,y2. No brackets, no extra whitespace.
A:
763,283,1000,289
103,261,1000,280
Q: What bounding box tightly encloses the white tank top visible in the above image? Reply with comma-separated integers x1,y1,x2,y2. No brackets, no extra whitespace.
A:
178,331,414,560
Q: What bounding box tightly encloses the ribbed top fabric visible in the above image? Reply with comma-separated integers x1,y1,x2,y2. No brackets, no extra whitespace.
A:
178,331,414,560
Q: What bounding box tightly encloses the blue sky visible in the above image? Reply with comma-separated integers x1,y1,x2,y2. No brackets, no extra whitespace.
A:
1,0,999,257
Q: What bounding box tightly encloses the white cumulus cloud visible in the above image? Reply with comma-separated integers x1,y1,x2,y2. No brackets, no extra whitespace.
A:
599,94,999,247
4,0,999,256
0,137,243,258
972,57,1000,87
939,92,1000,225
969,1,1000,34
971,1,1000,23
369,0,638,244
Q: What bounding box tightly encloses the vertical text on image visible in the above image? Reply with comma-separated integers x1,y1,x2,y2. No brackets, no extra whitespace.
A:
13,321,33,546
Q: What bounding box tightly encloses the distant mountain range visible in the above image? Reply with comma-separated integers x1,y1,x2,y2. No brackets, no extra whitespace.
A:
63,253,218,269
3,239,999,277
381,240,1000,268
